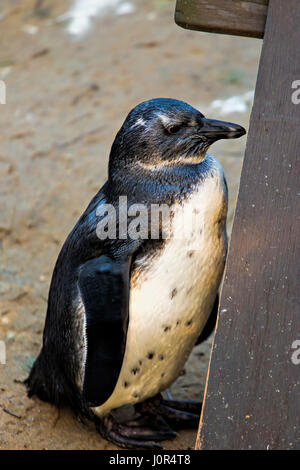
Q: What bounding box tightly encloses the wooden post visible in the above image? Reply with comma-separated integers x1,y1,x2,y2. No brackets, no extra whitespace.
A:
176,0,300,450
175,0,269,38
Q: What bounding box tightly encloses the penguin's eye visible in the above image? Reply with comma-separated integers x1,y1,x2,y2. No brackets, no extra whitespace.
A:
166,124,181,135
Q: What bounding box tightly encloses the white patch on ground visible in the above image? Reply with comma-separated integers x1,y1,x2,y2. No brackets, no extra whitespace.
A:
93,155,227,416
208,91,254,115
116,2,134,15
60,0,135,36
22,24,39,35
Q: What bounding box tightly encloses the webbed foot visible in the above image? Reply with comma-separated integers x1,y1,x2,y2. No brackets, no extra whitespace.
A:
96,394,201,449
96,408,176,449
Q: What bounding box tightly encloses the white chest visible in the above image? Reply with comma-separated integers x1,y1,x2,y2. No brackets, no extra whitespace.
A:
94,162,227,416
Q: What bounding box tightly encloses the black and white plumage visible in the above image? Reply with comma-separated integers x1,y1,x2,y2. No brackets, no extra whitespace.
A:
26,98,246,448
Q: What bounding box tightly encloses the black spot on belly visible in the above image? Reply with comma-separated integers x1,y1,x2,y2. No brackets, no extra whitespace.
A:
159,354,164,361
124,381,129,388
147,352,155,359
187,251,194,258
138,360,143,366
170,288,177,299
131,367,140,375
133,392,139,398
186,319,193,326
176,320,181,326
164,325,171,332
161,372,165,378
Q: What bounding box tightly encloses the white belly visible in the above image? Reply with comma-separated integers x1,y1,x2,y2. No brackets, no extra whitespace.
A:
94,158,227,416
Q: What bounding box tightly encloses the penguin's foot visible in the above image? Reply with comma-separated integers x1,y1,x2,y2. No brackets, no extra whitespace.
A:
136,394,202,430
95,395,201,449
161,397,202,416
96,411,177,449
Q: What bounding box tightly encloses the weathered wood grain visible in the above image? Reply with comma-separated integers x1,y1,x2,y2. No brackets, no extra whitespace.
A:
196,0,300,450
175,0,269,38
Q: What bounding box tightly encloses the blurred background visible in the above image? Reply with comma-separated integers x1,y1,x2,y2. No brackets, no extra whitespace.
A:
0,0,261,449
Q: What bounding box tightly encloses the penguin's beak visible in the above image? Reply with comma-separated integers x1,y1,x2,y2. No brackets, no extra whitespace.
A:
200,118,246,141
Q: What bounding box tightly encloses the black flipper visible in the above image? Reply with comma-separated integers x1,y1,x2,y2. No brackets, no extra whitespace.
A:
195,294,219,345
78,255,131,407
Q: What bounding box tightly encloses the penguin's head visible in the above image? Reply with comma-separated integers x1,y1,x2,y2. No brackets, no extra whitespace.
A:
109,98,246,172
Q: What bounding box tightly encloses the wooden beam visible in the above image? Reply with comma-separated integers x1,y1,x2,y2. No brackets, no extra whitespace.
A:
196,0,300,450
175,0,269,38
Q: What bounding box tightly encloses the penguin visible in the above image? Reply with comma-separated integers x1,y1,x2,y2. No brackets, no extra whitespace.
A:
26,98,246,449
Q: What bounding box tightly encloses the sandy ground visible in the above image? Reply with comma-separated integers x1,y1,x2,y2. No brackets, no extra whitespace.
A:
0,0,261,450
